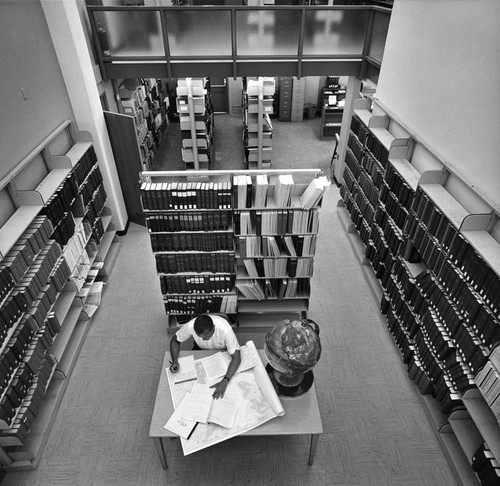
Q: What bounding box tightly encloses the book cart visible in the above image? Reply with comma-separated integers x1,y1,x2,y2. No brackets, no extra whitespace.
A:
176,78,214,170
337,97,500,486
139,168,328,334
0,121,120,470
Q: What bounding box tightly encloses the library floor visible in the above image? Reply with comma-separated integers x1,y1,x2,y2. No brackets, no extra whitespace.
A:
3,115,458,486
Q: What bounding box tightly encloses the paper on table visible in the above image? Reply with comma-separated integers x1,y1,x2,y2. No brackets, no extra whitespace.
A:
169,355,197,384
238,343,259,372
181,383,214,423
197,353,228,381
207,391,239,429
164,392,197,439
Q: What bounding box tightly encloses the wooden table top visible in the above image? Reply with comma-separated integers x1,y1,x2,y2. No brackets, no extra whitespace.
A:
149,349,323,438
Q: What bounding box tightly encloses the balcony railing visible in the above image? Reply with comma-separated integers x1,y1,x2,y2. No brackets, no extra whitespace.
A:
87,5,391,80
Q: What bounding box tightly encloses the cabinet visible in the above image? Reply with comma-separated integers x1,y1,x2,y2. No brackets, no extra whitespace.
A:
338,97,500,486
242,77,275,169
278,77,292,122
290,77,306,122
176,78,214,170
139,169,328,333
0,121,119,470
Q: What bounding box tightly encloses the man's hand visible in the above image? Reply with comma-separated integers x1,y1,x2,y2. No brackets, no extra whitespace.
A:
169,362,179,373
210,378,229,399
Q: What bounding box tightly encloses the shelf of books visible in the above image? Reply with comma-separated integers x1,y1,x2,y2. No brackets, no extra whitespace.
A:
118,78,170,171
0,122,119,470
176,78,214,170
338,97,500,486
242,77,275,169
139,169,329,333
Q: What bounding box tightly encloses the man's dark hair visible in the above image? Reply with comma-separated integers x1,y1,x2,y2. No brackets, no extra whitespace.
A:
194,314,214,335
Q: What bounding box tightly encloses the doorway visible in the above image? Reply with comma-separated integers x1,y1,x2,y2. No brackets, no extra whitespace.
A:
210,77,229,114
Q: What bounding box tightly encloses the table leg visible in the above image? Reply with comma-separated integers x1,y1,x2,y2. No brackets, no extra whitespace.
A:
153,437,168,469
308,434,319,466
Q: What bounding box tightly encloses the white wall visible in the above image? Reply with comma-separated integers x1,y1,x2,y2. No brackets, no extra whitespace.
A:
376,0,500,211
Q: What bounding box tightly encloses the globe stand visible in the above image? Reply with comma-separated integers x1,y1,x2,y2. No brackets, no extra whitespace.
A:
266,364,314,397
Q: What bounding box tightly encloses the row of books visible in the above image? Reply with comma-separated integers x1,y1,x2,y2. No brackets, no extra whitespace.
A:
237,234,317,258
146,211,232,233
164,294,237,315
72,146,98,187
408,190,458,252
380,183,408,232
236,277,307,301
437,258,499,344
79,164,103,208
374,207,404,257
350,115,370,146
150,232,234,253
0,216,54,285
42,171,79,227
475,358,500,427
384,162,415,210
155,252,234,275
159,274,235,295
0,310,60,428
471,441,500,486
446,233,500,318
83,184,107,231
63,221,92,274
357,171,380,210
273,174,294,208
352,184,376,232
1,240,62,337
365,132,389,168
362,153,385,189
417,272,490,372
140,181,232,211
242,257,313,278
235,209,319,236
1,353,57,443
345,148,362,180
347,132,364,163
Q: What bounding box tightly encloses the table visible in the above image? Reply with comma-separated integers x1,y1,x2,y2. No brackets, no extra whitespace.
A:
149,350,323,468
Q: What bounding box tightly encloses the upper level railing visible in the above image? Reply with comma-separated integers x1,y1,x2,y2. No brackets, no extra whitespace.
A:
87,5,391,80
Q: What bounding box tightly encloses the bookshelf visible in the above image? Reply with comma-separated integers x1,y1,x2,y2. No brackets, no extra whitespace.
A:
176,78,214,170
243,77,275,169
104,78,169,225
139,169,328,333
338,97,500,486
0,121,119,470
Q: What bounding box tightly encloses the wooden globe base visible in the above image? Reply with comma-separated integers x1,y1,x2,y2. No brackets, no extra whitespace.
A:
266,364,314,397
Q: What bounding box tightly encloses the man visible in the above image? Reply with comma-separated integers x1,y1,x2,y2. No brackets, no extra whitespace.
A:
169,314,241,399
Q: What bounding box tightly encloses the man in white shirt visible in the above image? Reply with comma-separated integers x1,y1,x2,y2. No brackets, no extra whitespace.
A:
169,314,241,399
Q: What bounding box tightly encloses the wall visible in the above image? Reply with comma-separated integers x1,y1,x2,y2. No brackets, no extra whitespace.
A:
376,0,500,211
0,1,75,183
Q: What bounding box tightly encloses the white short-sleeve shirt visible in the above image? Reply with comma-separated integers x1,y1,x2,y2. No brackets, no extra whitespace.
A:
175,315,240,355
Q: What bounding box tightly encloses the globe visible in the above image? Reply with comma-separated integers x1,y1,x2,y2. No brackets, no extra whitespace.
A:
264,317,321,395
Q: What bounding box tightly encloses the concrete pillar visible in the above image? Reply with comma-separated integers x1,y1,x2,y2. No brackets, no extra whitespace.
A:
41,0,128,231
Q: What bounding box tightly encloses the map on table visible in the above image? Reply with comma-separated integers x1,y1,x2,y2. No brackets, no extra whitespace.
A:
165,340,285,455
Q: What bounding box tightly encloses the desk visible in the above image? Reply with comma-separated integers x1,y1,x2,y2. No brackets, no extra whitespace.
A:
149,350,323,468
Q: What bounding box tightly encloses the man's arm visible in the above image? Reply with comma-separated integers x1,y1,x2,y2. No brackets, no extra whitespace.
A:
211,349,241,399
169,335,181,373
